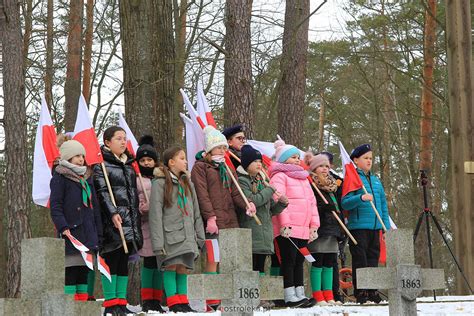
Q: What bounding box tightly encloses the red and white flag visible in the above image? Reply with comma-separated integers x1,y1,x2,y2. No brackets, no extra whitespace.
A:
81,251,94,271
97,253,112,282
118,112,141,174
118,112,139,156
299,246,316,263
66,234,90,252
32,97,60,207
73,95,103,165
196,82,217,128
180,113,205,169
338,141,363,197
181,89,206,129
205,239,220,263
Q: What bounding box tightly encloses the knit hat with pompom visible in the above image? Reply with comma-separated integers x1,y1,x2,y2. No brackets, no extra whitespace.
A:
204,126,228,153
304,152,330,171
273,135,300,163
136,135,158,162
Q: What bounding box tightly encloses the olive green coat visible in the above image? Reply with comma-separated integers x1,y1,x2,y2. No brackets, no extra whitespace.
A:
237,166,287,254
149,168,205,263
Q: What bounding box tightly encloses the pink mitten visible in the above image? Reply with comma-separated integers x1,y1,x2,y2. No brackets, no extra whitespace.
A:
206,216,219,235
246,202,257,217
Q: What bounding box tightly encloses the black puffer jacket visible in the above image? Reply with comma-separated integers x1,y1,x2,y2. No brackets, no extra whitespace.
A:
93,146,143,253
313,186,345,240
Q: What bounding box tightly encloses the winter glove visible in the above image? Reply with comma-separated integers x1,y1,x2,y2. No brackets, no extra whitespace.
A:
246,202,257,217
206,216,219,235
278,194,289,205
309,228,319,242
280,226,292,238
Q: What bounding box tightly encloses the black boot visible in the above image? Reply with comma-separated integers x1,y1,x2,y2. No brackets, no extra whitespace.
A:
169,304,188,313
368,290,382,304
355,290,368,304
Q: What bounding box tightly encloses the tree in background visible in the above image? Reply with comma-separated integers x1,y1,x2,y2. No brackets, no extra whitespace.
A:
63,0,84,131
277,0,309,147
0,0,33,298
223,0,254,137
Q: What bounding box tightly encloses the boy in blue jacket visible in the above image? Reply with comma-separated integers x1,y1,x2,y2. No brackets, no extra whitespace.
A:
341,144,390,304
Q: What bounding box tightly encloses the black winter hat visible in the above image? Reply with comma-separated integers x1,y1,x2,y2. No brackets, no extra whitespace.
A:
241,145,262,170
350,144,371,160
222,124,243,140
136,135,158,162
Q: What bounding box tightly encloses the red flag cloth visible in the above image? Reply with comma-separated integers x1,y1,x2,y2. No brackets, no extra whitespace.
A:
118,112,141,174
338,141,363,197
224,151,235,172
73,95,103,165
299,246,316,263
32,97,60,207
205,239,220,263
379,231,387,265
98,253,112,282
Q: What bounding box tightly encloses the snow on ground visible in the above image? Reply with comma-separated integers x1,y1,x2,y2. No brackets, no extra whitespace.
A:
126,295,474,315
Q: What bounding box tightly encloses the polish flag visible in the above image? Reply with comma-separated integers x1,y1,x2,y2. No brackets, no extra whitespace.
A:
299,246,316,263
338,141,363,197
73,95,103,165
180,89,206,129
97,253,112,282
180,113,205,169
196,82,217,128
66,234,90,252
32,97,60,207
118,112,140,174
81,251,94,271
205,239,220,263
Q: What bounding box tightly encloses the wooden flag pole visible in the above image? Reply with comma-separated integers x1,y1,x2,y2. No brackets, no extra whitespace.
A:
101,162,129,254
309,180,358,245
224,164,262,226
138,173,149,203
362,185,387,232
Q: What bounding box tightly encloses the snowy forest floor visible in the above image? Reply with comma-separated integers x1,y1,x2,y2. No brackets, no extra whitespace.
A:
119,295,474,315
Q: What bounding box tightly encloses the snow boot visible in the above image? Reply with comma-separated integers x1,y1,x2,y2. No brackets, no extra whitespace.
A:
284,287,307,308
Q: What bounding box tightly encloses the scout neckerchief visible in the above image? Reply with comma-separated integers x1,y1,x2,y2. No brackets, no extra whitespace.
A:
79,177,93,208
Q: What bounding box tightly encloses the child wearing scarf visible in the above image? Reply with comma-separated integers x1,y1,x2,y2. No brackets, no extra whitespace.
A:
93,126,143,315
269,137,319,308
191,126,256,311
148,146,205,313
305,153,345,306
50,140,102,302
134,135,164,313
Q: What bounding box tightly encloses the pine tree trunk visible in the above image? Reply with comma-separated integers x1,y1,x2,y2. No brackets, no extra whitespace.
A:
152,0,176,154
44,0,54,112
223,0,254,138
415,0,437,290
173,0,186,140
446,0,474,295
119,0,156,141
277,0,309,147
82,0,94,103
64,0,84,131
0,0,33,298
318,93,325,151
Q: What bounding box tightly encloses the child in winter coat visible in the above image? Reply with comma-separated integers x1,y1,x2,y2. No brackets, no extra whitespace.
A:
237,145,288,274
341,144,391,304
305,153,345,306
50,140,102,302
149,146,205,313
269,137,319,308
134,135,165,313
93,126,143,315
191,126,255,311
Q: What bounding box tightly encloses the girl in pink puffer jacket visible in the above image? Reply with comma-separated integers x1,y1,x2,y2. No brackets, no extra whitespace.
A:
269,137,320,308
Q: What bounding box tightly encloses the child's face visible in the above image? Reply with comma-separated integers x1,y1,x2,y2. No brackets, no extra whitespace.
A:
169,150,187,173
314,164,329,176
105,130,127,156
210,145,227,156
69,154,85,167
139,157,155,168
284,154,300,165
354,151,373,172
247,159,262,176
227,132,246,151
